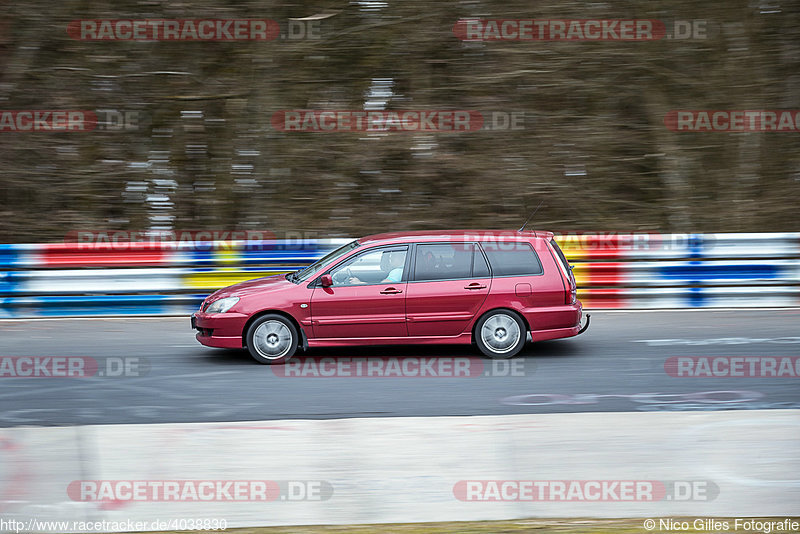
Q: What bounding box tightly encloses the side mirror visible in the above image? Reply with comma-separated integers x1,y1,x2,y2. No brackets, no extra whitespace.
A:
320,274,333,287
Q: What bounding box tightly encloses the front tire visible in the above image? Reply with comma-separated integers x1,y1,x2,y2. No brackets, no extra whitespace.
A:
246,314,298,365
475,310,526,359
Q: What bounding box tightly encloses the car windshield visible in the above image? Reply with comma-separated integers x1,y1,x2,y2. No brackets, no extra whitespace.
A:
289,240,360,283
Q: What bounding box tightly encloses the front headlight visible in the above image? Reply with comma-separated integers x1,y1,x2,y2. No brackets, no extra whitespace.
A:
205,297,240,313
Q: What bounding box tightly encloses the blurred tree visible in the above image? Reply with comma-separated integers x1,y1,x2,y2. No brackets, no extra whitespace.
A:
0,0,798,242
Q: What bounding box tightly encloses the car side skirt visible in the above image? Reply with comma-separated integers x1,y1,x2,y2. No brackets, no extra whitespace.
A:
197,312,582,349
308,333,473,347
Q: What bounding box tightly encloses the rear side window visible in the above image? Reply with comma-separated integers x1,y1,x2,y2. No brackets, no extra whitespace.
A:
480,242,543,276
414,243,486,281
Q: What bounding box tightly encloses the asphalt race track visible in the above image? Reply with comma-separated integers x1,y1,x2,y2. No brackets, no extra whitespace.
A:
1,310,799,427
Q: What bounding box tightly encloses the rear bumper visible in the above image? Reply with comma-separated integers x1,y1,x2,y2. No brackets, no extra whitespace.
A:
525,301,585,342
192,311,247,349
531,324,582,342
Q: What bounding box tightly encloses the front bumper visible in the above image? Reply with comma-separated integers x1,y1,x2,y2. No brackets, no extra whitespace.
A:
192,311,248,349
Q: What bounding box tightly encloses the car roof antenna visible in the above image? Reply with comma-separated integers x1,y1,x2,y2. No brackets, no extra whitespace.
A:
518,200,545,233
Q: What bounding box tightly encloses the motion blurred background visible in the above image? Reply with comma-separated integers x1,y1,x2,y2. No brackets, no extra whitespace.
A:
1,4,799,530
1,0,799,243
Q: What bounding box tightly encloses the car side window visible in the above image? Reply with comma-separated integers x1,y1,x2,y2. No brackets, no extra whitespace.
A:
414,243,488,281
329,247,407,286
480,242,543,276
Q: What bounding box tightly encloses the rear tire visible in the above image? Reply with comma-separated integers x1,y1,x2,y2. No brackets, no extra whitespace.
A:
246,314,298,365
475,310,526,359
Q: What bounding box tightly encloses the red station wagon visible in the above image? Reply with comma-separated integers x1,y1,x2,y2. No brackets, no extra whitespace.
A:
192,230,589,364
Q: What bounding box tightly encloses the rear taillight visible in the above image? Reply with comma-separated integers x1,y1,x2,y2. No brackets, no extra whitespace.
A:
570,285,576,304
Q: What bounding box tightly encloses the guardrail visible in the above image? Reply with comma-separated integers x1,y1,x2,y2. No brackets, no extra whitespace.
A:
0,239,350,318
0,233,798,317
558,232,800,308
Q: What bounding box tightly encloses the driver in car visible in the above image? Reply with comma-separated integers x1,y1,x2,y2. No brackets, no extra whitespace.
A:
338,250,404,285
381,251,404,283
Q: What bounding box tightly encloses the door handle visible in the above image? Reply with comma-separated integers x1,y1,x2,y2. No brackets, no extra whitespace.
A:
464,283,487,290
380,287,403,294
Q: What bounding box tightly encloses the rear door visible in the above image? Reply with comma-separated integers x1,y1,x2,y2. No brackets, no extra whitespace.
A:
405,243,491,337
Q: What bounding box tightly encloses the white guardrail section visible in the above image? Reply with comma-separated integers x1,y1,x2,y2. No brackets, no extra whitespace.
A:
0,233,797,317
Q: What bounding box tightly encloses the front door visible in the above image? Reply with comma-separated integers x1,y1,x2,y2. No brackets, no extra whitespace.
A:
310,246,409,339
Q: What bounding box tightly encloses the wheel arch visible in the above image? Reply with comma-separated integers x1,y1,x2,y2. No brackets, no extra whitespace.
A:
471,307,530,343
242,309,307,351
